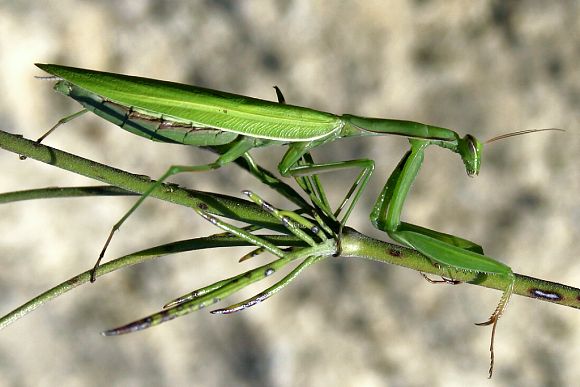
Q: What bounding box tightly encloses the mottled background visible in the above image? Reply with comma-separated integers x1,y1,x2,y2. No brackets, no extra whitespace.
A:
0,1,579,386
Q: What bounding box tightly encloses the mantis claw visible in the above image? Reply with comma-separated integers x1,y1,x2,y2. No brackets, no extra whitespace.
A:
420,272,461,285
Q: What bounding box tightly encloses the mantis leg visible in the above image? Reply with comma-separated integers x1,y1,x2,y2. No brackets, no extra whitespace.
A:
294,152,334,220
19,109,89,160
92,136,257,282
278,141,375,230
370,144,484,254
35,109,89,144
371,139,515,378
206,143,315,211
271,86,335,223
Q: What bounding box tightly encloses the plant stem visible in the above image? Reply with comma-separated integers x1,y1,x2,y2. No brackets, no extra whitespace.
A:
341,228,580,310
0,129,284,231
0,186,135,203
0,234,305,330
1,128,579,331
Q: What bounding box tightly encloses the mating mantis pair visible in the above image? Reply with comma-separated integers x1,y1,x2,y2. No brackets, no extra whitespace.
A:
33,64,560,376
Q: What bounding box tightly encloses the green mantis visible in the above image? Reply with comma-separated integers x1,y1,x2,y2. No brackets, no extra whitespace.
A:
33,63,561,377
32,64,479,248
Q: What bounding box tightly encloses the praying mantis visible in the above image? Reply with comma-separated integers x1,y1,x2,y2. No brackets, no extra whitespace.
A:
33,63,561,377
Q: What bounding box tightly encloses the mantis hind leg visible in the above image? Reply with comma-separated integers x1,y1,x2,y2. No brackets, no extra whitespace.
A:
372,139,514,377
19,109,89,160
35,109,89,144
90,136,256,282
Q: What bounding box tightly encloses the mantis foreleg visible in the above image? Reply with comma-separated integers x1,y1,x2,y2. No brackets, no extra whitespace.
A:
370,139,515,377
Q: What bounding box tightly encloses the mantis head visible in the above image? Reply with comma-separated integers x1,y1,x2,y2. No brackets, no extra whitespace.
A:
458,128,564,177
458,134,482,177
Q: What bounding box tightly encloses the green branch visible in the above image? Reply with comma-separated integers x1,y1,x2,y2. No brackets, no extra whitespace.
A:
0,129,285,232
1,128,579,334
0,233,306,330
341,228,580,310
0,185,135,203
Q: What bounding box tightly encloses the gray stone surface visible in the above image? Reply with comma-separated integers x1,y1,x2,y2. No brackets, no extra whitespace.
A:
1,1,579,386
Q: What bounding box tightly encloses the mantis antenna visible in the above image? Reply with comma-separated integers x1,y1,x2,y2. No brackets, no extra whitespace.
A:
485,128,564,144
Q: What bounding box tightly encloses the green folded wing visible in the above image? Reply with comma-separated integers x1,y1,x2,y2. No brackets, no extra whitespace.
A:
399,230,511,275
36,64,342,141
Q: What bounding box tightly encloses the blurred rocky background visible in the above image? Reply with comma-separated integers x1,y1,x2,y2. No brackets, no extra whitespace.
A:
0,1,578,386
